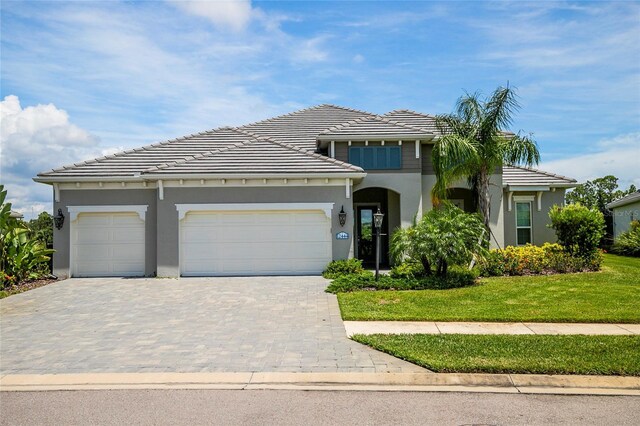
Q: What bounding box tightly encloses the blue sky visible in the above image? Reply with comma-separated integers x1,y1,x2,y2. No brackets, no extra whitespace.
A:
1,0,639,218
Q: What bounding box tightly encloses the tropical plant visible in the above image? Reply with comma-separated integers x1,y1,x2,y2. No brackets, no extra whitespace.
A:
390,203,487,277
548,203,605,261
322,258,369,279
432,85,540,240
28,211,54,247
0,185,54,287
611,220,640,257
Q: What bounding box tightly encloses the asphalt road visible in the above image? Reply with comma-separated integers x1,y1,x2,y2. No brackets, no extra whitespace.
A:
1,390,638,425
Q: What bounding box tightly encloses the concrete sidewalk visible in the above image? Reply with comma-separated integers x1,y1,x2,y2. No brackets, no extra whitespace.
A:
344,321,640,336
1,372,638,396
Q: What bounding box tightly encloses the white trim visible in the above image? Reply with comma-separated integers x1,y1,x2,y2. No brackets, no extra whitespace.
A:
513,195,535,202
515,201,533,246
53,184,60,202
345,178,351,199
506,185,551,191
330,141,335,158
507,191,513,212
415,140,420,158
158,180,164,200
175,203,335,221
67,205,148,222
536,191,543,211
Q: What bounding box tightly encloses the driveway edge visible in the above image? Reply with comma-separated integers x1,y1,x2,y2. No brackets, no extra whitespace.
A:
1,372,638,396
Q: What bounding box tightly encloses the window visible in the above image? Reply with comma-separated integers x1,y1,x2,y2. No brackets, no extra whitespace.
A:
515,202,532,245
349,146,401,170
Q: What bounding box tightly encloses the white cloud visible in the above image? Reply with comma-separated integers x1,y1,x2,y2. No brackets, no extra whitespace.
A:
0,95,102,219
168,0,254,32
292,36,330,63
539,132,640,189
352,54,365,63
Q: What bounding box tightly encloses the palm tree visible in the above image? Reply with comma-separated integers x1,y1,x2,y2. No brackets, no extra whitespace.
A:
432,85,540,241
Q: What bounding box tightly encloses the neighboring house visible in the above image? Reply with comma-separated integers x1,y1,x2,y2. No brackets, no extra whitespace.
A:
34,105,577,278
606,191,640,238
9,210,24,219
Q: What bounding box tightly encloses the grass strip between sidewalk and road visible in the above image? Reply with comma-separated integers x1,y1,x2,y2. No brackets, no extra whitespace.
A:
337,254,640,323
352,334,640,376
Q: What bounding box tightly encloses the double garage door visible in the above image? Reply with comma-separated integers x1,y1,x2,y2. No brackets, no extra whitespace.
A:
180,209,331,276
71,207,331,277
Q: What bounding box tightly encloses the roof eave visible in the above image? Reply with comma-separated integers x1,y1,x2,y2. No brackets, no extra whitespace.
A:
35,172,367,184
503,183,577,190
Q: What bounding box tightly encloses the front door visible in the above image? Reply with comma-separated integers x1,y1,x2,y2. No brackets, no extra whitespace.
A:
356,206,376,264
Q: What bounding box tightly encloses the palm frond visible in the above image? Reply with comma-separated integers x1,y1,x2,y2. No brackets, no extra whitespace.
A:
501,132,540,166
482,85,520,137
431,134,479,203
455,91,484,125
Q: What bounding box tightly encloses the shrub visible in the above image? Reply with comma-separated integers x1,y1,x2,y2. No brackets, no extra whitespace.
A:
611,221,640,257
549,204,605,261
326,267,477,293
389,262,425,279
390,203,487,277
322,258,367,279
479,243,602,277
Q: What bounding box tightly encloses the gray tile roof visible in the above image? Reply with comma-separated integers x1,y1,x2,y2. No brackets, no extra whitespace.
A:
35,103,570,183
606,191,640,209
144,129,363,176
37,127,251,178
240,104,375,151
502,165,577,187
383,110,439,133
318,115,433,140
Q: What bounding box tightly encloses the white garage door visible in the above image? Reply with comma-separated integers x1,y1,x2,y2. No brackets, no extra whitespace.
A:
180,210,332,276
71,212,145,277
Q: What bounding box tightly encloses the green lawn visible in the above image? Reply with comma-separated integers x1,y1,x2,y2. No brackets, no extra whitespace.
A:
338,254,640,323
352,334,640,375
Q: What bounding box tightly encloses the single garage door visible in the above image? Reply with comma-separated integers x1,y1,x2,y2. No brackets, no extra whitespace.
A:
180,209,331,276
71,212,145,277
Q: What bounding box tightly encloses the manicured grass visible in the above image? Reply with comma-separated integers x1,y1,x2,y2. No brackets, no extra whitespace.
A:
352,334,640,375
337,254,640,323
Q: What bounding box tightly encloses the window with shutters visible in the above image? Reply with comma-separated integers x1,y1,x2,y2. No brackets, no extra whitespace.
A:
348,146,402,170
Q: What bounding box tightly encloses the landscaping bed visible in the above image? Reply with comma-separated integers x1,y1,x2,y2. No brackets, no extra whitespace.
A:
337,254,640,323
0,276,58,299
352,334,640,375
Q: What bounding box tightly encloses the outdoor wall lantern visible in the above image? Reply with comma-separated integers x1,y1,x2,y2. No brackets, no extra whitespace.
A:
373,208,385,281
338,206,347,227
54,208,65,230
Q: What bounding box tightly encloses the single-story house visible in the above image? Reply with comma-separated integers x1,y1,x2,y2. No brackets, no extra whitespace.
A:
35,105,577,278
606,191,640,238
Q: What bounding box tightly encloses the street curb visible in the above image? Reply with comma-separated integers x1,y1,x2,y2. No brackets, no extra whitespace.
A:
1,372,638,396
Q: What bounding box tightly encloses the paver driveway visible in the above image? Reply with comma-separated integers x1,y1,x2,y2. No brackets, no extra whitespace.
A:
0,277,424,374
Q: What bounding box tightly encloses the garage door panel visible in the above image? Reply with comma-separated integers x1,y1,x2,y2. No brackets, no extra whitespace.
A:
72,212,145,277
180,209,332,276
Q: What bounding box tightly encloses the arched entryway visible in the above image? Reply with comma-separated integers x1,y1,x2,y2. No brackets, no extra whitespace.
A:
352,187,401,267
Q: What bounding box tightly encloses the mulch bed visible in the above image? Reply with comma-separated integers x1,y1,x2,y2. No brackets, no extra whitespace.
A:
1,277,58,298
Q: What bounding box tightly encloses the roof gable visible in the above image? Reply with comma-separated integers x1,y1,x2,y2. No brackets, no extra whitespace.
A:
318,115,433,141
383,110,439,133
239,104,375,150
143,128,363,176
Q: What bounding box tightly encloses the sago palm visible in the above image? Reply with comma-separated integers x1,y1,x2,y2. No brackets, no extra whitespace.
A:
432,85,540,241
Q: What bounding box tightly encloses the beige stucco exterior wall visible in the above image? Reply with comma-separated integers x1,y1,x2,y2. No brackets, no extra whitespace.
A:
502,189,566,247
611,200,640,238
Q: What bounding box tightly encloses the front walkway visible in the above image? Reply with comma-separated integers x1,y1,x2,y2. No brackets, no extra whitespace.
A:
344,321,640,336
0,277,424,375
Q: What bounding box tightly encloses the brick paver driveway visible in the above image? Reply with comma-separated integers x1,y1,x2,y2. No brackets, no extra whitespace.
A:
0,277,424,374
